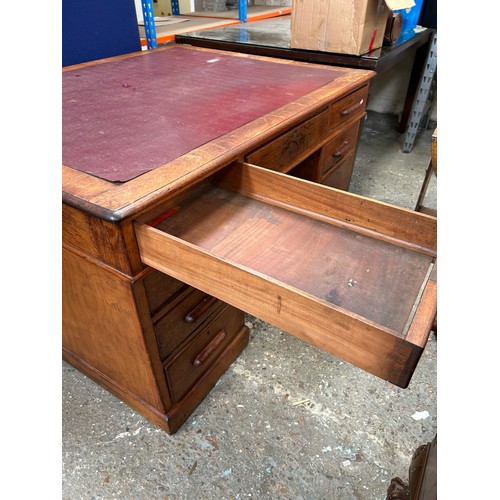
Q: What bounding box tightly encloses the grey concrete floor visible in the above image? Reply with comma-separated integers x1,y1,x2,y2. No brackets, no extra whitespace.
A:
62,111,437,500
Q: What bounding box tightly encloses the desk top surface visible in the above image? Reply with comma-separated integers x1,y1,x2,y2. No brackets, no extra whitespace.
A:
176,15,431,72
62,45,374,220
63,45,345,184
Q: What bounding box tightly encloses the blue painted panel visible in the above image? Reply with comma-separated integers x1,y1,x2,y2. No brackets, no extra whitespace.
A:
63,0,142,67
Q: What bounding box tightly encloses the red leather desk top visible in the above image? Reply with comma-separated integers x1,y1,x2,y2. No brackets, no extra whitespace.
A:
62,46,345,182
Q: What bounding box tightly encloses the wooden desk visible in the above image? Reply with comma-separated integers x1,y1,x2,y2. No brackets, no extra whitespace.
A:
175,15,434,133
63,45,437,434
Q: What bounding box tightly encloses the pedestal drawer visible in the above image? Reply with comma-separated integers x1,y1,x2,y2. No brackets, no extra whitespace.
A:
154,286,226,361
165,305,243,403
143,269,186,315
135,162,437,389
329,85,369,130
245,109,329,173
320,121,360,178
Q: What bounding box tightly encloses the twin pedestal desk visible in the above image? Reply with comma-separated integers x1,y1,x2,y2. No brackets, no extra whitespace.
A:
62,45,437,434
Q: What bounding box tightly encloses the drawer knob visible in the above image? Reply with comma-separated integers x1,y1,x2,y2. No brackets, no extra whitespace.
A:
340,99,364,117
192,330,227,366
332,140,351,159
184,295,218,323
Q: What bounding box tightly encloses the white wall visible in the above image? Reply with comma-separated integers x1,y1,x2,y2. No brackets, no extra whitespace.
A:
367,48,437,122
134,0,144,22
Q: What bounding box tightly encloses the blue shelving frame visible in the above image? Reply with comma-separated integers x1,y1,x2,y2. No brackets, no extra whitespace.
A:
141,1,158,49
239,0,247,22
145,1,248,49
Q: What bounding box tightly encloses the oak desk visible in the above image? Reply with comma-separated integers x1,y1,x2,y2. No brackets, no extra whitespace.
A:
175,15,434,133
63,45,437,434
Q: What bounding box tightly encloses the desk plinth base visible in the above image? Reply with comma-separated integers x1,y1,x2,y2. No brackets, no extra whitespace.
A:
63,325,249,434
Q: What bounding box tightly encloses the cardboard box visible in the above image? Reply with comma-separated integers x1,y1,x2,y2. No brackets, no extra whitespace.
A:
290,0,415,56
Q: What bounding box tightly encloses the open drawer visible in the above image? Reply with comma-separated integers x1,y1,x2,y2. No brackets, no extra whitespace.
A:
135,162,437,388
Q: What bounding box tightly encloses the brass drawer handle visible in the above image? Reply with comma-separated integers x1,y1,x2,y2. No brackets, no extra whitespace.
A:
193,330,226,366
332,140,351,159
340,99,364,116
184,295,218,324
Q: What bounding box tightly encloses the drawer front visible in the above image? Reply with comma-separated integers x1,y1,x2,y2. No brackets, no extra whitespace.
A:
321,155,356,192
154,287,225,360
165,305,243,403
329,86,369,131
320,121,360,178
245,109,329,172
135,162,437,389
143,269,185,315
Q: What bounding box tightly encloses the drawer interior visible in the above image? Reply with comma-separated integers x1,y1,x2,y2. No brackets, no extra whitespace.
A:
135,162,437,388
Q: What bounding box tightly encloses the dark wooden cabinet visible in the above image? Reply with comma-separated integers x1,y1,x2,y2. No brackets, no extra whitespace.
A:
62,45,436,434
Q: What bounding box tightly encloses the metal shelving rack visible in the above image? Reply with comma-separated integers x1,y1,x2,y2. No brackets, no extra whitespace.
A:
141,1,158,49
172,0,248,21
238,0,248,22
171,0,180,15
142,1,250,49
402,31,437,153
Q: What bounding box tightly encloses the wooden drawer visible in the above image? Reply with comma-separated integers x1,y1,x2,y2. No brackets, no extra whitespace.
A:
143,269,185,315
135,162,437,389
321,155,356,192
165,305,244,403
329,85,369,130
154,286,226,360
245,109,329,173
320,121,360,178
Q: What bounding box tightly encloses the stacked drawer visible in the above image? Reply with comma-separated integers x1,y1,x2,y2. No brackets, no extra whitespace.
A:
244,84,369,191
321,85,368,190
319,120,361,190
143,270,244,404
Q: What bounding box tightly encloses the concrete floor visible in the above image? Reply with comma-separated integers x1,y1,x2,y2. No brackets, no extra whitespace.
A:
62,111,437,500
